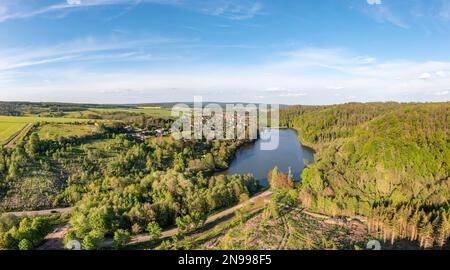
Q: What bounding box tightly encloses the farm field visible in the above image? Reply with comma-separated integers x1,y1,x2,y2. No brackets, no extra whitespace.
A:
0,122,28,145
37,123,98,140
0,115,94,123
0,116,96,146
89,107,172,118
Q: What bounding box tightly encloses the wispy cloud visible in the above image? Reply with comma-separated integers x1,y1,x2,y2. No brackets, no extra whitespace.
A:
197,1,262,20
0,0,184,22
0,0,262,23
0,35,186,71
2,46,450,104
358,0,450,30
364,3,409,29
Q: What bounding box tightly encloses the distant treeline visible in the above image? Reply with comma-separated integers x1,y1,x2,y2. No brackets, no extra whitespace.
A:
0,101,133,116
0,101,288,116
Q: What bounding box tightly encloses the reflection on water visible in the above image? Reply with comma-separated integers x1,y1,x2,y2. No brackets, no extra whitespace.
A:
222,129,314,186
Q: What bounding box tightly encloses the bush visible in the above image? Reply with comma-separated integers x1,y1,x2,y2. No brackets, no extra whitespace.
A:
82,230,104,250
147,221,162,241
113,229,131,249
18,239,33,250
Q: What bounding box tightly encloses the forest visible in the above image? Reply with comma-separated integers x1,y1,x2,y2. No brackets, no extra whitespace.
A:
280,102,450,248
0,103,259,249
0,101,449,250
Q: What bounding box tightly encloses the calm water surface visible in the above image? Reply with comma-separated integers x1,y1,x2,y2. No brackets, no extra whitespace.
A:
223,129,314,186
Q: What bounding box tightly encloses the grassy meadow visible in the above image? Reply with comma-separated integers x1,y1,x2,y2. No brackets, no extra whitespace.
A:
37,123,98,140
89,107,173,118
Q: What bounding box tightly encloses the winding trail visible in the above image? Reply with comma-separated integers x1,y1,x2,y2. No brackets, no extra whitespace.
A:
103,190,273,248
36,191,273,250
18,191,364,250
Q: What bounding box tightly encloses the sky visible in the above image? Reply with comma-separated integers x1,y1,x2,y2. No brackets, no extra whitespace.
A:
0,0,449,105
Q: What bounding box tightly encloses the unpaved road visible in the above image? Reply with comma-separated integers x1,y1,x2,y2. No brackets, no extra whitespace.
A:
7,207,74,217
103,190,273,248
36,191,273,250
35,190,362,250
37,224,72,250
4,123,34,149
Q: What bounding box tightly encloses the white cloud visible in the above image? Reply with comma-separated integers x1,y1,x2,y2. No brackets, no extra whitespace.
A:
264,87,282,92
2,46,450,104
0,36,185,71
202,1,262,20
357,57,377,64
361,0,409,29
278,92,307,97
67,0,82,5
434,90,449,96
436,70,447,77
418,72,432,80
327,86,344,90
0,0,261,23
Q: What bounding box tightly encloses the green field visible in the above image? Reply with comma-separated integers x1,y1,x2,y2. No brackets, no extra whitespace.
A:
37,123,98,140
0,116,96,146
0,122,28,145
0,115,94,123
89,107,173,118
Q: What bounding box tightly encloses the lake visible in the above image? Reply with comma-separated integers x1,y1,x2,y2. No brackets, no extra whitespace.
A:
222,129,314,186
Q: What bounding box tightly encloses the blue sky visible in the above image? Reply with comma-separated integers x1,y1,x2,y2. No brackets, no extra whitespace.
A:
0,0,449,104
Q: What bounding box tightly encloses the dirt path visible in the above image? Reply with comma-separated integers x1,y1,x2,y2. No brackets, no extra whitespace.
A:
37,224,72,250
4,123,34,149
102,190,273,248
34,192,367,250
34,191,271,250
7,207,74,217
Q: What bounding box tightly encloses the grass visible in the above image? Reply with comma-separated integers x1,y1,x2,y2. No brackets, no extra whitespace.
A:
89,107,172,118
0,122,28,144
139,106,161,109
0,116,96,146
37,123,98,140
0,115,94,123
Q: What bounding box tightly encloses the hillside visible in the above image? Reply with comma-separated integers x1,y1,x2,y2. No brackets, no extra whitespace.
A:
282,102,450,248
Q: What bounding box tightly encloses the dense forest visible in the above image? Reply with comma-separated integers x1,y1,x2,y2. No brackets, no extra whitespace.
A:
280,102,450,248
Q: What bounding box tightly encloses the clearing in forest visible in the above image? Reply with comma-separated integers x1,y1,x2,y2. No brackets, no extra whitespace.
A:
37,123,98,140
